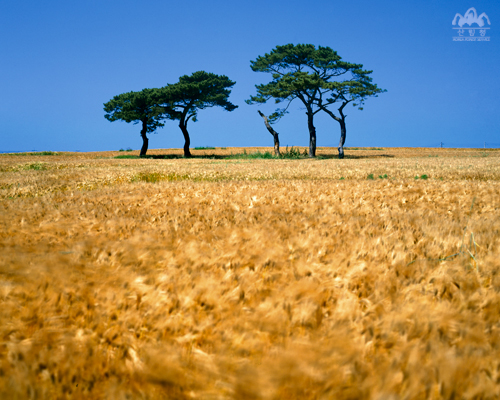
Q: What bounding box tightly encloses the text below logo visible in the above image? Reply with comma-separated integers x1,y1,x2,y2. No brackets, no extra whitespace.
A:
452,8,491,41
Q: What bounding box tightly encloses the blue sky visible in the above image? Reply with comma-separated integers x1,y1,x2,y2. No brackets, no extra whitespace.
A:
1,0,499,152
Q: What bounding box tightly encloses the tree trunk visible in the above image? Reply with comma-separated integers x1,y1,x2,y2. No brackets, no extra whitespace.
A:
140,120,149,156
307,111,316,158
337,102,348,159
258,110,280,156
320,101,348,160
338,118,346,159
179,121,192,158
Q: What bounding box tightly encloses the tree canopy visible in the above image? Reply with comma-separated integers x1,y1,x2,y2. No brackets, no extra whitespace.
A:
104,72,237,157
160,71,238,157
103,88,166,156
247,44,385,158
315,65,386,158
103,46,383,159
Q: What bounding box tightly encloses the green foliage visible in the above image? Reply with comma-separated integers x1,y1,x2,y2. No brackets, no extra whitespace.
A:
24,163,47,171
131,171,218,183
103,88,166,132
119,149,125,152
367,174,375,180
280,146,303,159
231,147,305,160
194,147,216,150
115,155,140,159
247,43,385,117
132,172,164,183
229,146,305,160
158,71,237,157
247,44,385,158
232,151,274,159
160,71,237,123
247,44,336,114
379,174,388,179
126,148,133,152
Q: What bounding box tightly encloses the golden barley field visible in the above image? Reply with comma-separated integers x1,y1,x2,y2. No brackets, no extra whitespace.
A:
0,147,499,399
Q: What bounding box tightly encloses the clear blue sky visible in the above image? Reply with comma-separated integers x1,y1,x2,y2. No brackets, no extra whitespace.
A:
1,0,499,152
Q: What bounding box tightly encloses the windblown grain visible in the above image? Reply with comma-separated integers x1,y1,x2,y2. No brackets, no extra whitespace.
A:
0,148,499,399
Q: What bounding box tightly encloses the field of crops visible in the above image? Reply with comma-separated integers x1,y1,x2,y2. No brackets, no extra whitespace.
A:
1,147,499,399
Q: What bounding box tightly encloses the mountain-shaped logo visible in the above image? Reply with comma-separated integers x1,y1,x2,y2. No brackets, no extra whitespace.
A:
452,8,491,41
453,8,490,27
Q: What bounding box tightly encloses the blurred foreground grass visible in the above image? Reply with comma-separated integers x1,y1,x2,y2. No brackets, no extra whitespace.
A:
0,147,499,399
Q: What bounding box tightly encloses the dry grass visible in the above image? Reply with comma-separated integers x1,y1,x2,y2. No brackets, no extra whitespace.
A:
0,147,499,399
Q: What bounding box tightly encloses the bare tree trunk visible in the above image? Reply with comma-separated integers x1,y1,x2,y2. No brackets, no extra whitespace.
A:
257,110,280,156
140,120,149,156
337,102,347,159
307,111,316,158
321,101,348,159
338,118,346,159
179,120,192,158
